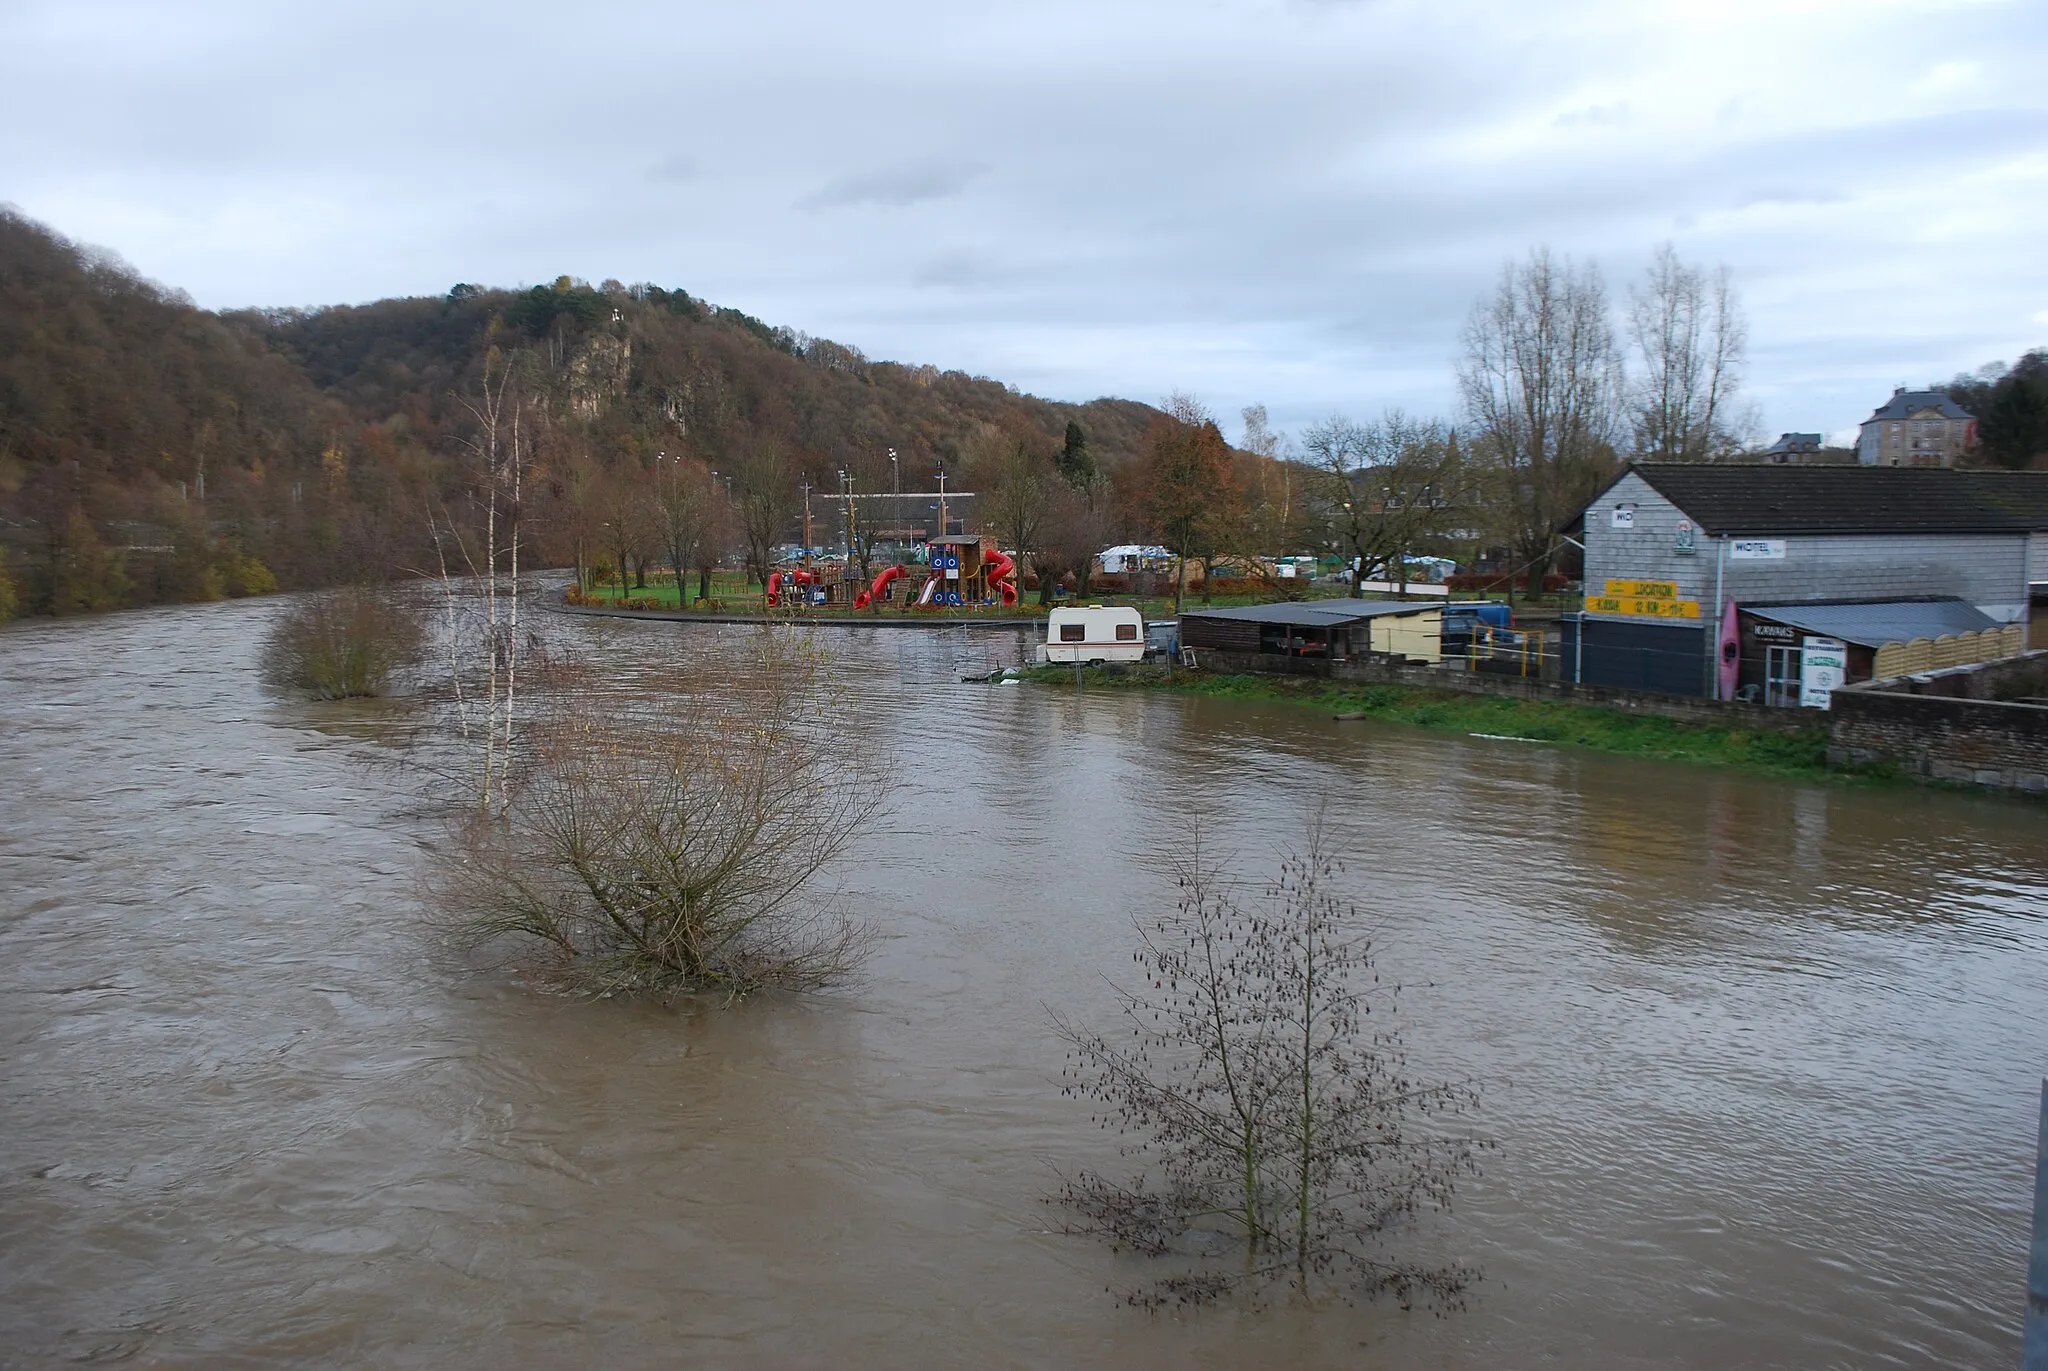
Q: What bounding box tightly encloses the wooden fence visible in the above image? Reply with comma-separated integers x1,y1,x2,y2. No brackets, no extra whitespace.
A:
1871,624,2025,679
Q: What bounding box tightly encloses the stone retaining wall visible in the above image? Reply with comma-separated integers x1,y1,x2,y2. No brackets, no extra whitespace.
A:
1828,652,2048,793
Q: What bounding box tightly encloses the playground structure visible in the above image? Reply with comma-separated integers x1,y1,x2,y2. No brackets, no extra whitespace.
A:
763,534,1020,612
908,535,1016,609
763,567,815,607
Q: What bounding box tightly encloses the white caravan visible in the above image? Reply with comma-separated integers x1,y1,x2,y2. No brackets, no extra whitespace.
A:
1038,605,1147,664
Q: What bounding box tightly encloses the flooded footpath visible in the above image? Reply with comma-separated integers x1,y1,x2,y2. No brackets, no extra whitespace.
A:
3,597,2045,1369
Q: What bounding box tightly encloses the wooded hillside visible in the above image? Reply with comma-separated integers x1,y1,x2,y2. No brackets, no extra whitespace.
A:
0,208,1164,616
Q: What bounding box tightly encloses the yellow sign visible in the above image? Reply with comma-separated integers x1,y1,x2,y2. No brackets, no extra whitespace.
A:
1585,594,1701,620
1603,579,1680,600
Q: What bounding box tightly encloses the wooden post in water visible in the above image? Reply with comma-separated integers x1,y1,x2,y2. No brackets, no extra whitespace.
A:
2027,1079,2048,1371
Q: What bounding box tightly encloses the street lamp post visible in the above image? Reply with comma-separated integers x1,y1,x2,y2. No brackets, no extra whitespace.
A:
842,469,856,570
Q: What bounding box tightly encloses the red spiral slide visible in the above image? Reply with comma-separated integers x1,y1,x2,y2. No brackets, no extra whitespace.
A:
984,549,1018,606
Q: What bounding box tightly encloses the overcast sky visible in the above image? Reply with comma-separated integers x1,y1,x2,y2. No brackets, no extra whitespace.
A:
5,0,2046,448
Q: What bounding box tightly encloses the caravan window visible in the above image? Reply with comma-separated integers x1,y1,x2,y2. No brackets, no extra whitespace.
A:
1115,623,1138,641
1060,623,1086,641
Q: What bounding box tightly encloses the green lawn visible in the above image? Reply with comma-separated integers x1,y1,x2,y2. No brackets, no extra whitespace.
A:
1018,663,1860,782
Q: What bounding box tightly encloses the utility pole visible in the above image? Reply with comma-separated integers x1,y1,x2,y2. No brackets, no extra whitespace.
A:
800,481,813,571
937,468,948,539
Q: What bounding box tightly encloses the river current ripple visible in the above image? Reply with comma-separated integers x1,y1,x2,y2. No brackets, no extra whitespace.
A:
2,597,2045,1369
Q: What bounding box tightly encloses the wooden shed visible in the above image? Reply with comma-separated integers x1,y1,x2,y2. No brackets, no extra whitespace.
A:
1180,600,1444,664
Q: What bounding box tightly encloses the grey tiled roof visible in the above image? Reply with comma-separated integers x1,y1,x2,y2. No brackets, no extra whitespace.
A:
1619,464,2048,535
1763,432,1823,453
1863,389,1972,422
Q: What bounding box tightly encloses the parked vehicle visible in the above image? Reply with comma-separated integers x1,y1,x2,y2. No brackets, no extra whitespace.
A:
1440,600,1513,654
1037,605,1147,664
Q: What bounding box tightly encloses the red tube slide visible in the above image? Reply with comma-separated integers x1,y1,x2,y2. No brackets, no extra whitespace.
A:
765,568,813,607
983,549,1018,606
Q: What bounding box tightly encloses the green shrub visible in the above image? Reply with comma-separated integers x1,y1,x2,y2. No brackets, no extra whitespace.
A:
226,554,278,597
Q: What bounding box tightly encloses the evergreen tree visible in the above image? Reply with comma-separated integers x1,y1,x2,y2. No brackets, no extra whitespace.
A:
1056,420,1094,487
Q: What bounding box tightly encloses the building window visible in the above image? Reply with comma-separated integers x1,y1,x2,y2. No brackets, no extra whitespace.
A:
1060,624,1085,641
1115,623,1138,641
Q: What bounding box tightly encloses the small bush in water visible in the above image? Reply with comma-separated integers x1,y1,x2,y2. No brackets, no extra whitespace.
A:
259,585,425,699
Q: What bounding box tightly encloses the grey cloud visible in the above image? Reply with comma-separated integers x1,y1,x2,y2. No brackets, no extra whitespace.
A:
799,160,986,211
913,250,1009,290
647,154,699,182
1735,188,1850,209
2,0,2044,445
1554,102,1631,127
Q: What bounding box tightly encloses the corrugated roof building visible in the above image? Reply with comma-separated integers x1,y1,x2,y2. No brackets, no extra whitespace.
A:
1565,464,2048,701
1181,599,1443,665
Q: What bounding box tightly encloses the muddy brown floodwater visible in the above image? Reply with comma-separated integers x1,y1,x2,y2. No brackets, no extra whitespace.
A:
3,597,2046,1369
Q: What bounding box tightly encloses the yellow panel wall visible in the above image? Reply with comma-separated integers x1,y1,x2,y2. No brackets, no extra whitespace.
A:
1372,611,1443,665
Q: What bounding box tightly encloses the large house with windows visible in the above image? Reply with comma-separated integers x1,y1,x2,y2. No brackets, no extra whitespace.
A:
1856,388,1976,466
1564,464,2048,702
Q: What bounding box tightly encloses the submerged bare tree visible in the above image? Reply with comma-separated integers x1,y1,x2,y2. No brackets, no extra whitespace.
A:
1051,828,1485,1309
258,584,426,699
439,630,892,998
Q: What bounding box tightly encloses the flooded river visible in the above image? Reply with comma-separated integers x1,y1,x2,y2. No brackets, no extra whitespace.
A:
3,597,2045,1369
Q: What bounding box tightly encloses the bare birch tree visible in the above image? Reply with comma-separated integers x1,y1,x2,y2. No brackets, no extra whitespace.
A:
1626,244,1753,461
427,344,534,813
1457,249,1622,598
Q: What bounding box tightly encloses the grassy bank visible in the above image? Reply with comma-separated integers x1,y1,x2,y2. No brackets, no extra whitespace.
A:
1019,663,1855,782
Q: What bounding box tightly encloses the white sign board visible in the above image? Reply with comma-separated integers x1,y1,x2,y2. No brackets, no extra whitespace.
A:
1800,636,1846,709
1730,539,1787,560
1610,504,1636,529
